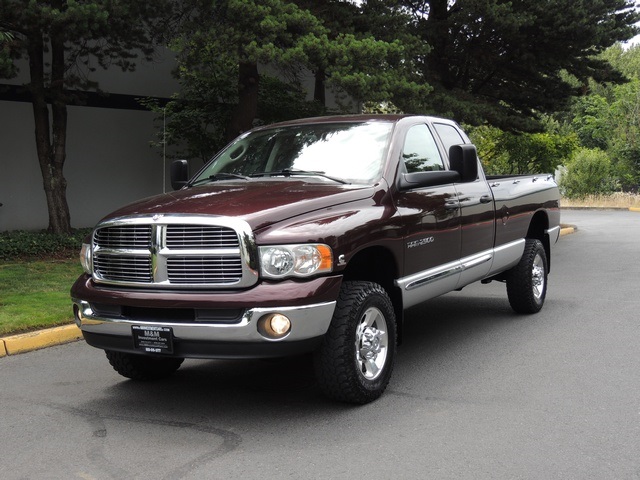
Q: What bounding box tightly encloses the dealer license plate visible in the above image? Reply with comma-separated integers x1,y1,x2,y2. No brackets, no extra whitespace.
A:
132,325,174,354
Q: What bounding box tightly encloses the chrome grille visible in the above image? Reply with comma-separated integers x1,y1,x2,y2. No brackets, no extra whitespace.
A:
166,225,239,249
93,254,152,283
167,256,243,284
94,225,151,249
91,217,258,289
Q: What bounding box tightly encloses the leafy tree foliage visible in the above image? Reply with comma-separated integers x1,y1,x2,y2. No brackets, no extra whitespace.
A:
157,0,429,161
0,30,15,77
4,0,640,216
149,0,331,159
601,42,640,78
405,0,639,131
467,121,578,175
566,44,640,191
570,94,611,151
142,74,326,163
0,0,171,233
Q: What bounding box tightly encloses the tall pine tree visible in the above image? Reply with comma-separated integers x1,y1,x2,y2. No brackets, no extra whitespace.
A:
163,0,429,154
403,0,639,131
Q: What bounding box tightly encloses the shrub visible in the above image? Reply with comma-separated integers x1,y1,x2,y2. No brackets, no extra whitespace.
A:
0,229,91,261
560,148,619,198
466,124,578,175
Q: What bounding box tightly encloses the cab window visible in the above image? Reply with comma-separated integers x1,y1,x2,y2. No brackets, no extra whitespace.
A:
433,123,466,153
402,125,445,173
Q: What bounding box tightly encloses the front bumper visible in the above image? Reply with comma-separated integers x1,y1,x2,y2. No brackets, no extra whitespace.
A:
71,275,342,358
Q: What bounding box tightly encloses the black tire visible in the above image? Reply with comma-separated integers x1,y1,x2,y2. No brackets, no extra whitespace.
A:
506,238,548,314
313,281,397,404
105,350,184,380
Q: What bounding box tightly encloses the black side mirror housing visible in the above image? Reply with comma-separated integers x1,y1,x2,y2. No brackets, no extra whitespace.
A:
399,170,461,190
170,160,189,190
449,144,479,183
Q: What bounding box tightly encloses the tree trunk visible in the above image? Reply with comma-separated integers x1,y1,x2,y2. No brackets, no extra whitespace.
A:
314,68,326,106
226,61,259,142
425,0,453,87
27,28,72,234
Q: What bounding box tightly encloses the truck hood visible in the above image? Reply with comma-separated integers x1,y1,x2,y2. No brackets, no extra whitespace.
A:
100,180,375,231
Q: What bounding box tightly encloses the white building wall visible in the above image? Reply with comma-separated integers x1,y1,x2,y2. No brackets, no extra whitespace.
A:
0,49,179,231
0,100,48,231
0,100,167,231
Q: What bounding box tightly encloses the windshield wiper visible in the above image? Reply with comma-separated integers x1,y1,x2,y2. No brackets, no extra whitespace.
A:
188,172,250,187
249,169,349,185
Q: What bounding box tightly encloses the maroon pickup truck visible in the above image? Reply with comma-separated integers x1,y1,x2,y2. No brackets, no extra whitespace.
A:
71,114,560,403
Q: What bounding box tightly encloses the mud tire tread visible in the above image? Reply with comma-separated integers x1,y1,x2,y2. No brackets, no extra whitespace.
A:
506,238,548,314
105,350,184,380
313,281,397,404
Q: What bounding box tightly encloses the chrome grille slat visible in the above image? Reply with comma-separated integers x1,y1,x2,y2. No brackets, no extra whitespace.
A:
94,254,152,283
167,256,243,284
166,225,239,249
94,226,151,249
91,218,256,288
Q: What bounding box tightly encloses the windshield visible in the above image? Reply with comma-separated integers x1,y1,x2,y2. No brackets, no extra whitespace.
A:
191,121,393,185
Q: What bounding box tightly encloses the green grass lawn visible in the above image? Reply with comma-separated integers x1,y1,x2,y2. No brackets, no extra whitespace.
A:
0,258,83,336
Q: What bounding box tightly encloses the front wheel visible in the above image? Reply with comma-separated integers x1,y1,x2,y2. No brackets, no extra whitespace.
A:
105,350,184,380
314,281,397,404
506,238,548,314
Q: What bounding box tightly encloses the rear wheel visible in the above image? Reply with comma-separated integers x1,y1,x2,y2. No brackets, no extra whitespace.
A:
105,350,184,380
506,238,548,314
314,281,397,404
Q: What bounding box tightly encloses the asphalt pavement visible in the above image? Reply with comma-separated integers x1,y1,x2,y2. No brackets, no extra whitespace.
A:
0,209,639,480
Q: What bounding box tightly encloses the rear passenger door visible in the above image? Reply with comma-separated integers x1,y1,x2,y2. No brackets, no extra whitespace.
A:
433,122,496,283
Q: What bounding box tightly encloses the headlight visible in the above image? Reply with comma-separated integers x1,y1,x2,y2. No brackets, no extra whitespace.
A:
80,243,92,275
259,244,332,279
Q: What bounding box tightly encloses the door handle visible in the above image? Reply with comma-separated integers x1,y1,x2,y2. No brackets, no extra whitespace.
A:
445,201,460,210
480,195,492,204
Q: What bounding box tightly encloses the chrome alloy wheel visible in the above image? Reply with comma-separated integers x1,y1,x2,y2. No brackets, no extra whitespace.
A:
532,252,546,300
355,307,389,381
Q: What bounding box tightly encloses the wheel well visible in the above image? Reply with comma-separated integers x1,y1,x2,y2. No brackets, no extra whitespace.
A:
342,247,404,342
527,211,551,272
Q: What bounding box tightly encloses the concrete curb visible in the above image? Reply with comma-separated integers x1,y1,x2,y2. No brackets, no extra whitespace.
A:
562,206,640,212
0,324,82,357
560,224,577,236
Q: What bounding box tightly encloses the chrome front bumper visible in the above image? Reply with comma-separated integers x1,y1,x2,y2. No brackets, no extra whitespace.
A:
72,299,336,358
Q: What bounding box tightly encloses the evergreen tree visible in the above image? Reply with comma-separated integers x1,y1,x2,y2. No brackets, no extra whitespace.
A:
163,0,429,156
0,0,172,233
406,0,639,131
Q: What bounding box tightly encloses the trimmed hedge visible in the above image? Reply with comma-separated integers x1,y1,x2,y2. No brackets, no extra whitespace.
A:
0,229,92,261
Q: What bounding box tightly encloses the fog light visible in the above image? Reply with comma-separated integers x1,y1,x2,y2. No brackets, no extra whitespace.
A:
258,314,291,339
270,314,291,335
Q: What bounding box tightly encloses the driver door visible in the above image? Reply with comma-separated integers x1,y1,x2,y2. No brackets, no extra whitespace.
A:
394,123,462,305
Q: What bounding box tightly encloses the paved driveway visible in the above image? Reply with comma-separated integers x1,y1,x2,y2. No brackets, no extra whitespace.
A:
1,209,639,479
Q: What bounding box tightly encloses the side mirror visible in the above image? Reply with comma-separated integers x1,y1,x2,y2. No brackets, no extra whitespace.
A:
399,170,461,189
170,160,189,190
449,144,478,183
